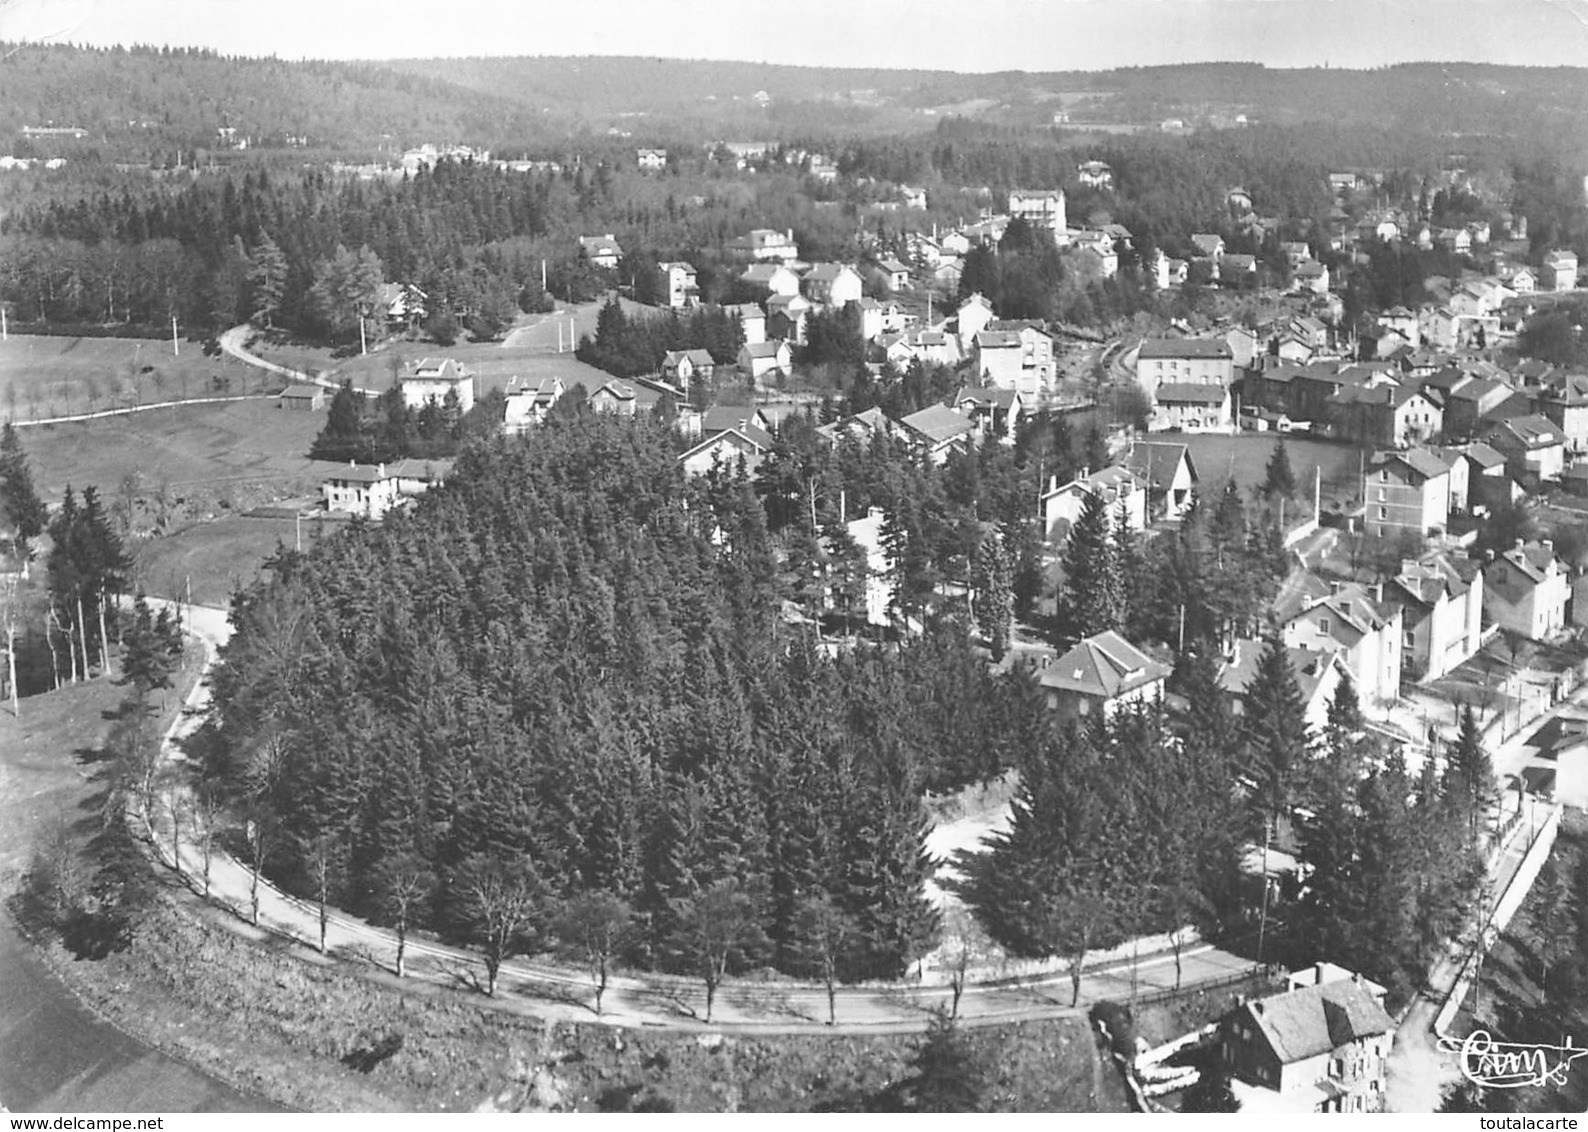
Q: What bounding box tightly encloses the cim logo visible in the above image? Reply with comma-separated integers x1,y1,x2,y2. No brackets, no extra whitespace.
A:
1440,1030,1588,1090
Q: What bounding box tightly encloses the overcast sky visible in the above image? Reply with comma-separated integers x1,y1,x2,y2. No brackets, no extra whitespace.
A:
2,0,1586,70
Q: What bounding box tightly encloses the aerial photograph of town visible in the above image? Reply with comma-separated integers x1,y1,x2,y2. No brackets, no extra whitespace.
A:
0,0,1586,1117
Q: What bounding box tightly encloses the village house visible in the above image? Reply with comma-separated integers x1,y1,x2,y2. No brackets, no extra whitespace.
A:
1220,641,1345,734
321,459,450,521
1282,580,1404,712
1007,189,1068,241
1386,553,1484,681
957,292,997,344
898,185,927,211
1221,253,1257,286
1077,160,1114,189
952,386,1023,442
878,256,912,292
1544,249,1579,292
1191,233,1226,261
726,227,800,263
1037,631,1170,720
636,148,667,171
660,348,715,391
838,506,899,628
589,378,668,417
766,292,814,344
738,339,793,385
1425,446,1473,513
898,404,976,465
815,406,894,449
1293,261,1330,296
974,322,1056,398
377,282,426,327
578,233,623,270
1152,382,1232,432
1124,441,1199,521
400,358,475,415
501,376,564,433
1485,539,1570,640
740,262,801,298
657,261,699,308
801,263,864,309
1485,414,1567,482
1507,266,1538,294
278,383,326,411
1541,373,1588,456
1040,466,1147,540
1328,382,1442,449
1223,969,1394,1113
724,302,766,345
1438,375,1514,440
1136,336,1234,392
678,427,768,480
1363,448,1450,540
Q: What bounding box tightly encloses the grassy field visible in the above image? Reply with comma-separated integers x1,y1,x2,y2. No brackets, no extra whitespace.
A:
1179,433,1367,511
0,336,271,422
19,399,337,505
132,516,340,607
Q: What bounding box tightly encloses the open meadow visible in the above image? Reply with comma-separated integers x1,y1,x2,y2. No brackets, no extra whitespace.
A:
132,515,339,607
0,335,271,422
1179,432,1367,513
18,398,339,505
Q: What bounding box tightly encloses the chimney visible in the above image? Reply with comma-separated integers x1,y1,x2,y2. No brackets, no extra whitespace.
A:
1516,538,1526,552
1542,538,1554,553
1372,582,1383,602
1048,474,1058,494
1315,961,1326,985
378,463,386,478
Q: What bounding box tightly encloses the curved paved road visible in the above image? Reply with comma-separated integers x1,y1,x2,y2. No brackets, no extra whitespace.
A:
0,678,276,1112
144,599,1259,1033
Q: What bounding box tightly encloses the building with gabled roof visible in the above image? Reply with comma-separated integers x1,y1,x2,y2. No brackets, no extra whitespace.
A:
1008,189,1068,241
578,233,623,269
898,404,976,465
1282,580,1403,713
1040,465,1147,540
1364,447,1450,540
800,262,864,309
1544,249,1578,292
1220,640,1345,734
1386,552,1484,681
738,339,793,384
726,227,799,263
1123,440,1198,521
657,261,699,308
1485,414,1566,482
952,386,1023,442
660,348,716,391
1037,631,1170,720
502,376,564,433
400,357,475,414
679,427,768,480
1485,539,1569,641
1224,971,1394,1113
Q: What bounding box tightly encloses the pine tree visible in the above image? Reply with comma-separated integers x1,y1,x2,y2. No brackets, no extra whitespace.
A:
1262,438,1298,499
1240,627,1312,960
248,233,289,329
1449,704,1496,833
904,1007,987,1112
1056,490,1123,644
310,381,367,463
0,423,49,552
972,531,1013,660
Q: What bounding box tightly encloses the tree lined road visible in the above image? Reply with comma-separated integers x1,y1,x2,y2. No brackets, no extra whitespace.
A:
145,598,1259,1033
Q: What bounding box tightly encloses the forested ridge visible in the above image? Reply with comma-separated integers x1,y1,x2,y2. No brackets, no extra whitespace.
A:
198,415,1030,981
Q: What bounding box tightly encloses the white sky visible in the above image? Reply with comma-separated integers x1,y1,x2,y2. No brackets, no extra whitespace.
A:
1,0,1586,70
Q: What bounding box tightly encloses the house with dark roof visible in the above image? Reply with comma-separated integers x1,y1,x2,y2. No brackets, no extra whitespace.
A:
589,378,669,417
657,261,699,309
898,404,976,465
1223,971,1394,1112
1282,580,1404,712
679,427,768,480
1123,441,1198,520
1485,414,1566,482
1036,631,1170,720
737,339,793,385
279,383,326,411
502,376,564,433
660,348,716,391
814,406,894,449
1386,553,1484,681
578,233,623,270
1152,381,1233,432
1327,381,1440,449
1364,447,1450,539
1040,465,1147,540
400,357,475,415
724,302,767,346
700,406,773,448
1220,640,1345,733
1540,372,1588,457
1486,539,1569,641
740,262,801,298
800,263,863,309
952,386,1024,442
